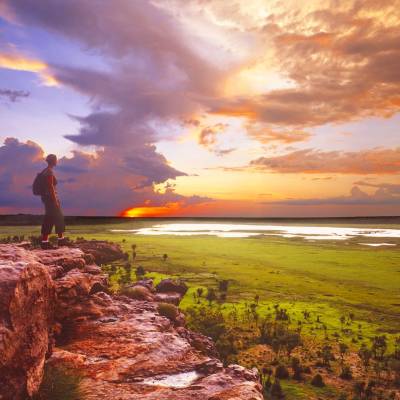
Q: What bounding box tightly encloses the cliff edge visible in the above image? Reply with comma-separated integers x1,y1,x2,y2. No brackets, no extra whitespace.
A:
0,242,263,400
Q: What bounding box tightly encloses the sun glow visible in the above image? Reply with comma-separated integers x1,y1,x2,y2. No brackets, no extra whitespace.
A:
120,202,180,217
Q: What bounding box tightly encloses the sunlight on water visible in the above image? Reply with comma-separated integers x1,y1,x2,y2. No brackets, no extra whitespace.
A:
111,222,400,243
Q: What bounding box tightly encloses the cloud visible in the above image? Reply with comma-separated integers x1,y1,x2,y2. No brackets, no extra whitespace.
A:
0,138,213,215
198,123,227,148
354,180,400,194
6,0,222,123
1,0,226,214
0,88,30,102
214,148,236,157
249,147,400,174
206,0,400,128
0,52,58,86
3,0,233,169
7,1,399,143
246,125,312,144
264,186,400,206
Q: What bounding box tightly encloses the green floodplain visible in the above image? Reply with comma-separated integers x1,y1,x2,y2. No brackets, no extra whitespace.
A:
1,216,399,399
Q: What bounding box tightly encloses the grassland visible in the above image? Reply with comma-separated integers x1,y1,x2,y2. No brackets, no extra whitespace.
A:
1,217,399,399
1,219,399,336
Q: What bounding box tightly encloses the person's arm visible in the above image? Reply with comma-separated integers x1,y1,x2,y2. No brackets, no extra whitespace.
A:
46,174,60,206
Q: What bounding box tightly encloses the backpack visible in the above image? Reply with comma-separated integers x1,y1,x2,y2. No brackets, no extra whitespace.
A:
32,171,46,196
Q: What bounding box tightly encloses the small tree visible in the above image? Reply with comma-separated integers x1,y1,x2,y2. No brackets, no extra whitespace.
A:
291,357,303,381
271,337,283,361
285,332,301,358
275,365,289,379
270,378,285,399
353,381,365,398
358,343,372,371
206,288,217,305
135,265,145,279
311,373,325,387
218,280,229,292
371,336,387,361
339,342,348,364
339,365,353,380
320,344,334,367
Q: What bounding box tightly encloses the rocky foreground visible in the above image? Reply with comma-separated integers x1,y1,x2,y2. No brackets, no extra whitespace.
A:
0,241,263,400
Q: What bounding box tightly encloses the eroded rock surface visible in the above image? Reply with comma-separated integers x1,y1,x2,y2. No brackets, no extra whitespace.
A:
0,242,263,400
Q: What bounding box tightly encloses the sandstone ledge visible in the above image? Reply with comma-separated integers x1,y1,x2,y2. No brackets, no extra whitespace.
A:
0,243,262,400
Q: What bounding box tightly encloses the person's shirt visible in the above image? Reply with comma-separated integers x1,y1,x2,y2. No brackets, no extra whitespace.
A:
41,167,58,200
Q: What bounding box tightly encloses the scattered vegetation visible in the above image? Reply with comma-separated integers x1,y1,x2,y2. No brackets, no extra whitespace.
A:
32,365,83,400
157,302,179,322
2,220,400,400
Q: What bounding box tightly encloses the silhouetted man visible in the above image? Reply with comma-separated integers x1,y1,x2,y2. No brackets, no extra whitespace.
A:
40,154,66,249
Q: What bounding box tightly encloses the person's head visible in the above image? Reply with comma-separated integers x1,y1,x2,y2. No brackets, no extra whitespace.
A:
45,154,57,167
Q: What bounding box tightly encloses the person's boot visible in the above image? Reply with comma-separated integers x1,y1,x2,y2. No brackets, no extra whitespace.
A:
40,241,56,250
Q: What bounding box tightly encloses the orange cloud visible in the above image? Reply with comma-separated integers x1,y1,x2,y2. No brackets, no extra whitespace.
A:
0,53,58,86
276,32,334,47
198,123,227,148
208,3,400,129
210,105,257,120
246,125,312,144
249,147,400,174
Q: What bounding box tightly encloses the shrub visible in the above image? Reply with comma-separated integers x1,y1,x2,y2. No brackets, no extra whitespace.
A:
218,280,229,292
270,378,285,399
311,373,325,387
120,285,152,301
32,365,83,400
185,306,226,342
135,265,145,278
157,302,179,322
302,365,311,374
206,288,217,305
339,365,353,380
291,357,303,380
275,364,289,379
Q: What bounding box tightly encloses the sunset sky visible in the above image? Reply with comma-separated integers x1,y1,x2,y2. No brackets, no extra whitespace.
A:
0,0,399,217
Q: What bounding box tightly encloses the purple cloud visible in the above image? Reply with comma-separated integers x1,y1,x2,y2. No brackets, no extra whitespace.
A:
0,89,30,102
0,138,212,215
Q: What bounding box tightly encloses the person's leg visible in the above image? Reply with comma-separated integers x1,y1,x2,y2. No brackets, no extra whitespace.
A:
55,206,66,245
41,199,56,249
41,199,54,241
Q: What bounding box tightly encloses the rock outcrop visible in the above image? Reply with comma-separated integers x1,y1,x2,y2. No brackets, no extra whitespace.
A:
0,242,263,400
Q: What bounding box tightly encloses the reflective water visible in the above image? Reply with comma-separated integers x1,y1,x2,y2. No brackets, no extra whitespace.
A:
111,222,400,243
142,370,200,388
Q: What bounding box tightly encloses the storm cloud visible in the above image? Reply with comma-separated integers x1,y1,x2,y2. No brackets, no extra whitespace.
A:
0,138,212,215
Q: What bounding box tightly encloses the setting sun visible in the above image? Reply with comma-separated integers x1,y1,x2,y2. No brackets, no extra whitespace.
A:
120,203,180,218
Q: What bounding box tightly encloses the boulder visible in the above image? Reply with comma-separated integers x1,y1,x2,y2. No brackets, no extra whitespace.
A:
74,239,125,264
120,285,155,301
0,245,55,400
154,291,183,305
156,278,188,295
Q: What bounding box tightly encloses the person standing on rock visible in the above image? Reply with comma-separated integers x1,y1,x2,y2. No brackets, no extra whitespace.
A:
33,154,66,249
